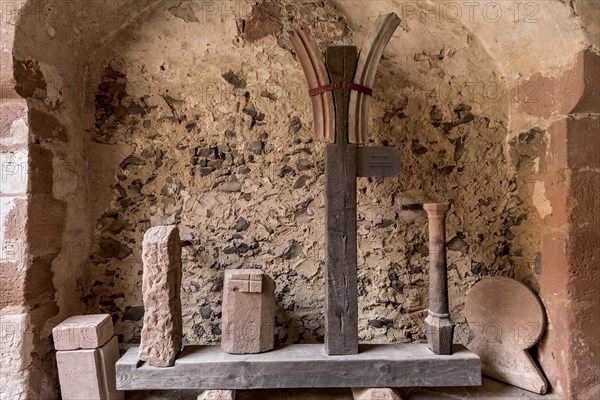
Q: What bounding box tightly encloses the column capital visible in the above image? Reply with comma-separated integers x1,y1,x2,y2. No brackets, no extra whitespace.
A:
423,202,450,215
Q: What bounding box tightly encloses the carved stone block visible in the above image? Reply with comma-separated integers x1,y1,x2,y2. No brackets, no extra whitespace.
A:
139,225,182,367
53,314,113,351
56,336,123,400
197,390,236,400
221,269,275,354
352,388,402,400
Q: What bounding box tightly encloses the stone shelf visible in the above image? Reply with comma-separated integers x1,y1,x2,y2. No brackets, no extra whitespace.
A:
116,344,480,391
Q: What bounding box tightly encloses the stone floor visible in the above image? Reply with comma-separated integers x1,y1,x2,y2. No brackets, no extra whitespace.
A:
125,377,558,399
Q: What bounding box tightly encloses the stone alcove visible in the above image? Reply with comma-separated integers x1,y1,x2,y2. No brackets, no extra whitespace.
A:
2,1,598,399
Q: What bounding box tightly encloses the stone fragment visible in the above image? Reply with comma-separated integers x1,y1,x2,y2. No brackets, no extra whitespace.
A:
221,71,246,88
219,180,241,193
352,388,402,400
241,1,282,42
293,175,309,189
52,314,113,351
234,217,249,232
221,269,275,354
465,276,547,394
248,141,263,154
197,390,236,400
56,336,123,400
139,225,183,367
289,116,301,133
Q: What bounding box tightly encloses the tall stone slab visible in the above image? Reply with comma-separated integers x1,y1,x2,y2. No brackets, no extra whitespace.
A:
139,225,183,367
221,269,275,354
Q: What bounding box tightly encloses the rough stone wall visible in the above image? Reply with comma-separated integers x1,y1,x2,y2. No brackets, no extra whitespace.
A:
4,0,598,398
80,0,539,349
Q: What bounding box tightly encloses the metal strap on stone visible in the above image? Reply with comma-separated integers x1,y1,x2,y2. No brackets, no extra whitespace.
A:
308,82,373,97
290,26,335,143
349,13,400,144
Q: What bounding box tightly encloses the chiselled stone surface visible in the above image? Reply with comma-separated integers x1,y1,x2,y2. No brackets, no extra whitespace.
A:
352,388,402,400
197,390,236,400
56,336,123,400
52,314,113,351
139,225,183,367
221,269,275,354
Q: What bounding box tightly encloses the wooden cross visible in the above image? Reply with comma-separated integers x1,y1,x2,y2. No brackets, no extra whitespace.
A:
324,47,400,355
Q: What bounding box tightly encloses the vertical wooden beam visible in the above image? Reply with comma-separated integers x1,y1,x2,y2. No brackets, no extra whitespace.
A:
324,46,359,355
423,203,453,355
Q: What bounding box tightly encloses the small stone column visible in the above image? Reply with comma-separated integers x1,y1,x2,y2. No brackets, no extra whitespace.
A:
53,314,123,400
423,202,454,355
139,225,183,367
221,269,275,354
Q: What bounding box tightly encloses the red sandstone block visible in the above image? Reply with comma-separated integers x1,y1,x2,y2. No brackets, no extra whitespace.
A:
28,108,68,142
56,335,123,400
28,144,53,195
1,196,27,243
139,225,182,367
221,269,275,354
24,255,55,303
516,52,584,118
0,101,27,144
567,229,600,302
570,171,600,231
0,261,25,307
29,300,59,326
569,301,600,399
537,297,573,398
539,232,570,298
572,50,600,114
567,117,600,170
52,314,114,350
0,50,15,85
27,197,67,258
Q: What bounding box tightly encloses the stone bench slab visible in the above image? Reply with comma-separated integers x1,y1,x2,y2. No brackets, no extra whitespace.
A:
116,344,480,390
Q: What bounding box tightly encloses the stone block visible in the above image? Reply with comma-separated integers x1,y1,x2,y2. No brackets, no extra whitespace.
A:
567,116,600,170
139,225,182,367
0,313,31,374
352,388,402,400
221,269,275,354
0,150,28,195
197,390,236,400
52,314,113,351
56,335,123,400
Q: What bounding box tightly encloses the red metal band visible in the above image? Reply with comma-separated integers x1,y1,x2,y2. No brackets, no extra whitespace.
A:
308,82,373,97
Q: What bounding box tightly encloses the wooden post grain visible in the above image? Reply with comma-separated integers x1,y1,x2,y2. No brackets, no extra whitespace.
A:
324,46,359,355
423,203,454,355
